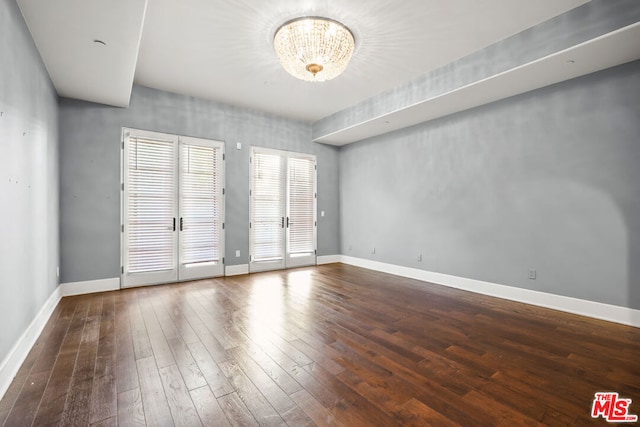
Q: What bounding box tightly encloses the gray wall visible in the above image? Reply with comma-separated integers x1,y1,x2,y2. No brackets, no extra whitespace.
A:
339,60,640,309
59,85,340,283
0,0,59,363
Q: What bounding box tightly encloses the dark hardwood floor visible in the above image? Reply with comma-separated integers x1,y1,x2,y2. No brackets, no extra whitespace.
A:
1,263,638,426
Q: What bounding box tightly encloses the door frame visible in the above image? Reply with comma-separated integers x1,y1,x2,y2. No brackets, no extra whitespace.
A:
249,146,317,273
248,147,286,273
177,135,226,281
121,128,225,288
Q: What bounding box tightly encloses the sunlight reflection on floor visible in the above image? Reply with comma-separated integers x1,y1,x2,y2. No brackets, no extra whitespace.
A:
246,269,314,350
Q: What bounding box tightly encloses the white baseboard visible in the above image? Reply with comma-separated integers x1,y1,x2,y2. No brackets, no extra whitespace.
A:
0,285,62,400
317,255,342,265
339,255,640,328
0,277,120,400
225,264,249,276
60,277,120,296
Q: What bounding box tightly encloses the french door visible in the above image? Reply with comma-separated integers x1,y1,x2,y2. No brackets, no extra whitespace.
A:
122,128,225,287
249,147,317,273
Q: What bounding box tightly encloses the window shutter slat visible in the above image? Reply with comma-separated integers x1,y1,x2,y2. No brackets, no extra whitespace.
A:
251,152,285,261
288,157,315,256
180,144,222,266
126,137,175,273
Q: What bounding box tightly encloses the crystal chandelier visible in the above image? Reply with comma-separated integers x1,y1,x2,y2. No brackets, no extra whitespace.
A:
274,17,355,82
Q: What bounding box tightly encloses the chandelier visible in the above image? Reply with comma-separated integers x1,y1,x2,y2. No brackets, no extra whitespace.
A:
274,17,355,82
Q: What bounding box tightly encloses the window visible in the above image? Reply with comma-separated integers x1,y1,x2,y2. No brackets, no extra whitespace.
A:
122,129,225,287
249,147,317,272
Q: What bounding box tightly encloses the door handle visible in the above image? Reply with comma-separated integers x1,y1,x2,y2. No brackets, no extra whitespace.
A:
281,217,284,228
173,218,176,231
180,217,184,231
287,217,290,228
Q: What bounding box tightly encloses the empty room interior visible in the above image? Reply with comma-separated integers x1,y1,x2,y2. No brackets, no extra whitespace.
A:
2,0,640,425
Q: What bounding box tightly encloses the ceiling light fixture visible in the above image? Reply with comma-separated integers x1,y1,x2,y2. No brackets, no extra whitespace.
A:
274,17,355,82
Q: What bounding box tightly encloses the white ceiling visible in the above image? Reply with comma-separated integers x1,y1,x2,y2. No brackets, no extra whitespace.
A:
17,0,589,122
17,0,147,108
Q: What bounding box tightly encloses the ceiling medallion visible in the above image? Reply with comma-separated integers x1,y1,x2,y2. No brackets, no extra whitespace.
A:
274,17,355,82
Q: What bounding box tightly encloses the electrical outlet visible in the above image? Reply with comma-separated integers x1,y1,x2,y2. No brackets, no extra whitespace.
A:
528,269,537,280
372,247,376,254
236,142,242,150
235,250,241,257
56,266,60,278
417,254,422,262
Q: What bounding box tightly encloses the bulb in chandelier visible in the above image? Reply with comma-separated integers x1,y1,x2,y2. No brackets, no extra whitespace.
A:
274,17,355,82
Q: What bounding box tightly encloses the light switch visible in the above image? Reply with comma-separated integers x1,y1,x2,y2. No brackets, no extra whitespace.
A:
235,250,241,257
321,211,325,217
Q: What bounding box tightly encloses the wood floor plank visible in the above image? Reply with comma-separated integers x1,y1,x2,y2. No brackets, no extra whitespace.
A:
186,340,235,398
463,389,549,426
128,291,153,361
136,356,173,426
28,357,72,425
235,335,306,385
394,397,462,427
186,293,239,350
289,338,345,376
158,364,202,427
190,385,231,426
60,297,103,426
31,297,92,426
115,291,140,392
226,346,312,425
2,299,78,426
188,316,229,364
260,334,314,368
90,415,118,427
166,337,207,391
117,387,146,427
290,389,341,427
2,264,639,426
90,354,117,424
302,361,402,426
91,293,117,424
2,370,50,427
158,287,201,344
138,291,176,369
151,293,181,341
217,392,260,427
229,337,302,395
218,359,284,426
97,292,116,357
28,298,77,374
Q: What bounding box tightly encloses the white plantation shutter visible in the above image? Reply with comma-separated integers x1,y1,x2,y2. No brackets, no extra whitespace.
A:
179,142,222,266
122,129,224,287
288,156,315,256
125,136,176,274
251,152,285,262
249,147,316,272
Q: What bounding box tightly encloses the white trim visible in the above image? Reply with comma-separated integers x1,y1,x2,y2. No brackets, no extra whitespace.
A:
317,255,341,265
60,277,121,296
0,277,121,400
338,255,640,328
225,264,249,276
0,286,62,400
